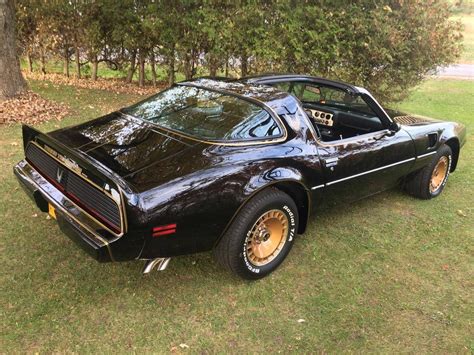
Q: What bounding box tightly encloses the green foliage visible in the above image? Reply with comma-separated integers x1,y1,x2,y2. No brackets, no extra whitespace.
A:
15,0,463,102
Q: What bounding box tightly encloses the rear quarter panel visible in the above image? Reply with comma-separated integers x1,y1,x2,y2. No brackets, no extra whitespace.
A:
137,136,320,258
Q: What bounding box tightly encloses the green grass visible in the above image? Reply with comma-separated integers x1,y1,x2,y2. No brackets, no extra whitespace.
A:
1,78,473,352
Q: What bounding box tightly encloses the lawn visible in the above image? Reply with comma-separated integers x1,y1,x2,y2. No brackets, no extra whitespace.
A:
1,78,473,353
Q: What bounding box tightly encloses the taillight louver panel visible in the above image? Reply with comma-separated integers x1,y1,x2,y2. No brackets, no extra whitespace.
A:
25,143,122,233
66,173,121,228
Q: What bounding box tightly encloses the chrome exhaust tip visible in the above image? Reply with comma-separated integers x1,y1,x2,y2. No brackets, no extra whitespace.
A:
142,258,171,274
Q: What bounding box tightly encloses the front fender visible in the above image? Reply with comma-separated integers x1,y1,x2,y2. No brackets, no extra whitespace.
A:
438,122,466,171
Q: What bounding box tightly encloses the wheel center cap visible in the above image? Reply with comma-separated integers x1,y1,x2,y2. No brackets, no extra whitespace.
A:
262,230,271,242
256,227,271,243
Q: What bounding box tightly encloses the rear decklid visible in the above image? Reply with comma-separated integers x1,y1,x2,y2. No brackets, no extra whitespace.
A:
22,124,130,235
47,112,197,178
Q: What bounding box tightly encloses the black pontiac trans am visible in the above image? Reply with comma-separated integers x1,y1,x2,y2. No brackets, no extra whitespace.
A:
14,75,466,279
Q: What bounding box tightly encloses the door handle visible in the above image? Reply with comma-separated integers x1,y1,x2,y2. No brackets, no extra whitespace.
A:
323,157,339,167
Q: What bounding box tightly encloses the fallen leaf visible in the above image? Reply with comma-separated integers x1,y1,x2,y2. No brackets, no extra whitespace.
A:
0,91,69,125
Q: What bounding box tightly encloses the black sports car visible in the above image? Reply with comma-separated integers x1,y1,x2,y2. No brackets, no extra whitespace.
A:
14,75,466,279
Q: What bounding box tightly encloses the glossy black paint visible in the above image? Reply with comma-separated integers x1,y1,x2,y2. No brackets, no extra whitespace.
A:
14,75,467,264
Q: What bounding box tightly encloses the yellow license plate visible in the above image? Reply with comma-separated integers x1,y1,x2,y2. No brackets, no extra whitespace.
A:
48,203,57,220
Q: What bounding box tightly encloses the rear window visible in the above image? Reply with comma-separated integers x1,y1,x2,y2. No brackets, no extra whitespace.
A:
123,85,282,142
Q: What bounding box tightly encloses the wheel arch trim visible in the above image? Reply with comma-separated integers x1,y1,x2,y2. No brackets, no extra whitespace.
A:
443,137,460,172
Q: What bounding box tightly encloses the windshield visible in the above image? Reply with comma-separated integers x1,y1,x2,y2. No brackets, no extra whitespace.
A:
122,85,283,142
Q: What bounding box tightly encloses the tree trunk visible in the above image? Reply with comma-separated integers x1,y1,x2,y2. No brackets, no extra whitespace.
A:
74,44,81,79
91,54,98,81
126,49,137,83
225,55,229,77
0,0,27,100
208,54,218,77
240,53,248,77
26,50,33,73
183,55,192,81
63,46,69,77
40,46,46,75
138,50,145,87
167,46,175,86
150,51,157,87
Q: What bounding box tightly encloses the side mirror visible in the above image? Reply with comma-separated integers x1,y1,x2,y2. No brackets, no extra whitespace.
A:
390,122,400,133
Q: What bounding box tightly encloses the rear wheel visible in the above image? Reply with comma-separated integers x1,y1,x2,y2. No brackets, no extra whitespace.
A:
405,144,452,199
214,188,298,280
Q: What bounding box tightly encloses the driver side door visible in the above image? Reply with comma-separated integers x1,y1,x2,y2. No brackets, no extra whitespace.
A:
271,80,416,205
314,130,416,206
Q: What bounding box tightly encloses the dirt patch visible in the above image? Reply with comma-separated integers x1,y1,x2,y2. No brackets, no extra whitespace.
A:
0,91,69,125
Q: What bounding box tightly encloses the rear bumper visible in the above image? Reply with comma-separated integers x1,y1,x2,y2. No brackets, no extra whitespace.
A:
14,160,113,262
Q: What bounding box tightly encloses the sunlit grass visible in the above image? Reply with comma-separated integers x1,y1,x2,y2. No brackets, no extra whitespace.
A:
1,78,472,352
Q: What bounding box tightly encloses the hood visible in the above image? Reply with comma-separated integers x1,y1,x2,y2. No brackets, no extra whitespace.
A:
385,108,441,126
49,112,216,189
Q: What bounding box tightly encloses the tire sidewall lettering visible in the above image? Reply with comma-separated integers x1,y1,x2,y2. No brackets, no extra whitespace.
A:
283,205,296,241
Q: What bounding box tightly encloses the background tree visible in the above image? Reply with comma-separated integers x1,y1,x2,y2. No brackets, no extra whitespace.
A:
12,0,463,102
15,0,37,73
0,0,26,100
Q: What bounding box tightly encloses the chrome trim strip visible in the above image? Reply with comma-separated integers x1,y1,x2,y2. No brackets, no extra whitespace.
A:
417,151,437,159
312,150,435,191
325,157,416,186
314,129,393,147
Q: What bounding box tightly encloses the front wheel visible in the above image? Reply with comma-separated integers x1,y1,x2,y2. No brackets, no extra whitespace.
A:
214,188,298,280
405,144,452,199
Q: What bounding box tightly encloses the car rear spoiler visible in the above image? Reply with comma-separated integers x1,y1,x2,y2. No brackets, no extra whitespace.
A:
21,125,133,193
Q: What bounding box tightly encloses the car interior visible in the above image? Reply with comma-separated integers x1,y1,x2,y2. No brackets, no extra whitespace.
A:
271,82,385,142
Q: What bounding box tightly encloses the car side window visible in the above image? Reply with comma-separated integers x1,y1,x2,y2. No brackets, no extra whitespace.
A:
124,85,283,142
